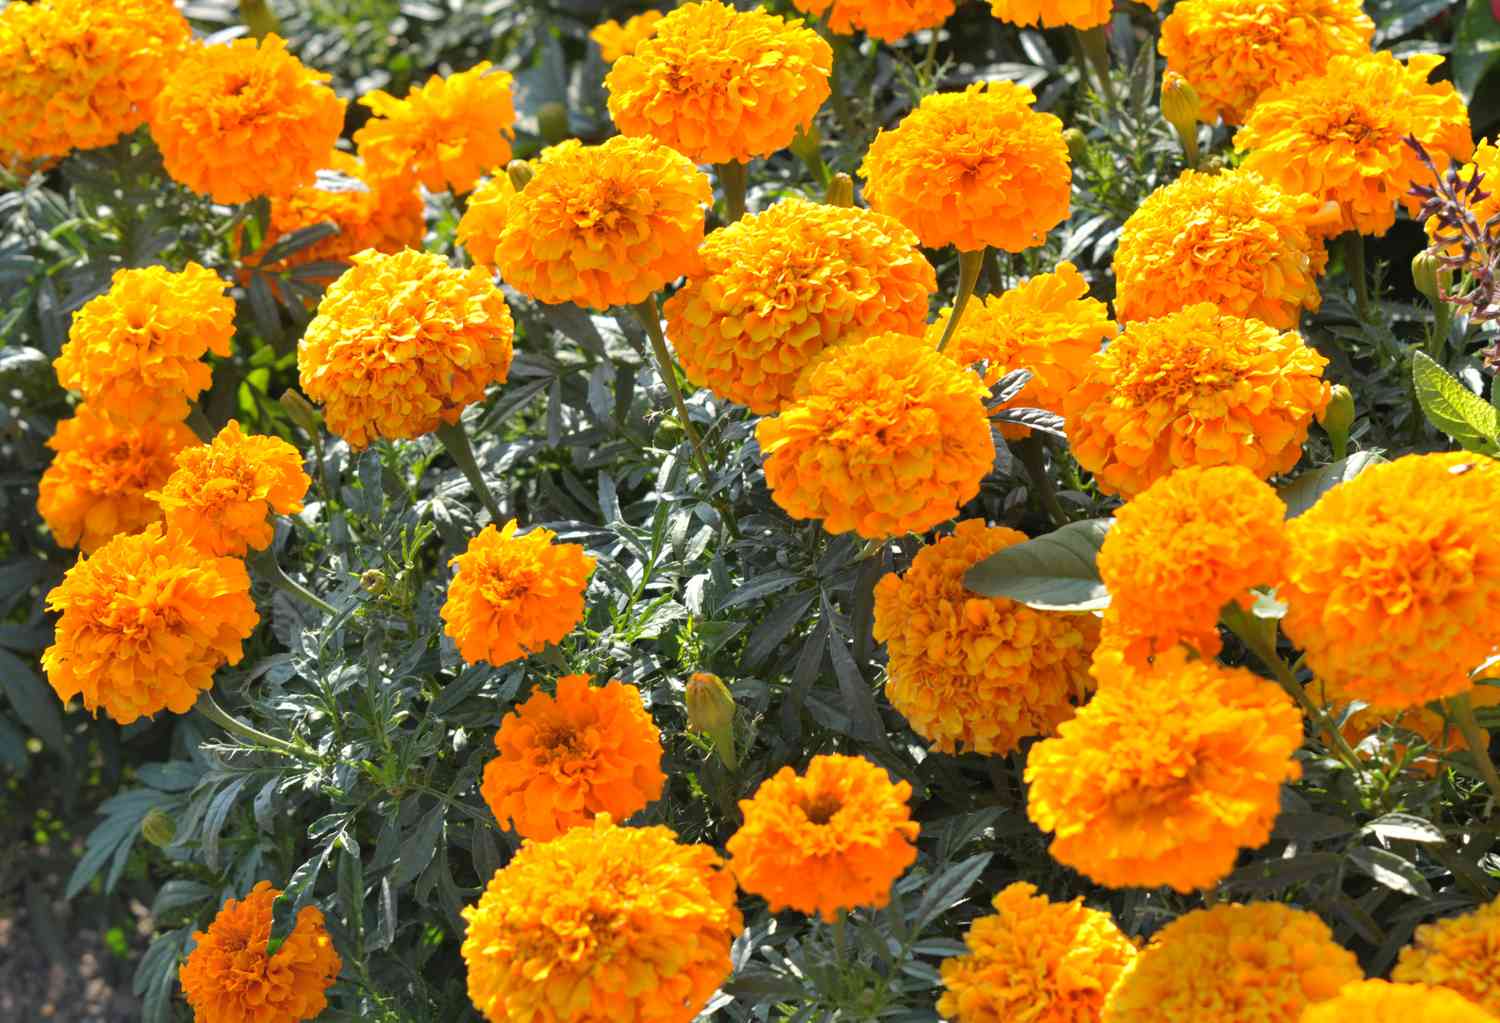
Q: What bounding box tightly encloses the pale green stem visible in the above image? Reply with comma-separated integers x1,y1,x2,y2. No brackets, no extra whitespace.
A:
195,691,303,758
715,161,748,223
435,420,504,523
248,546,338,616
935,249,986,354
1448,692,1500,813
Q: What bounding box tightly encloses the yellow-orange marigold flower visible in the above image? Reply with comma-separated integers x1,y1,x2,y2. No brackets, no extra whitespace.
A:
927,260,1113,440
462,815,742,1023
41,524,258,724
1342,686,1500,776
179,880,341,1023
149,420,309,558
792,0,956,43
491,135,710,310
298,249,514,448
1282,453,1500,710
1064,303,1330,498
938,881,1137,1023
605,0,832,166
860,81,1070,253
988,0,1158,30
456,174,517,269
150,35,344,204
1237,53,1474,237
0,0,189,160
756,332,994,540
37,405,196,553
727,754,919,921
354,61,516,195
53,263,234,427
1112,168,1335,327
1159,0,1374,126
1026,649,1303,892
1394,896,1500,1016
590,11,664,62
480,675,665,840
1097,466,1288,665
1102,903,1361,1023
1303,981,1498,1023
664,197,936,414
441,520,597,668
873,520,1098,756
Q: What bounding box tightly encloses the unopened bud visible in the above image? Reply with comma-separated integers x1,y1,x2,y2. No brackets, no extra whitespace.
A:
1412,250,1448,305
506,159,534,192
141,808,176,848
685,672,737,770
1160,72,1201,166
359,569,387,595
279,389,322,439
825,172,854,208
1318,384,1355,460
1062,128,1088,166
537,102,571,145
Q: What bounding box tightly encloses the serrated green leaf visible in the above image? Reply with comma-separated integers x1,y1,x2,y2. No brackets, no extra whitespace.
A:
962,518,1112,610
1412,351,1500,453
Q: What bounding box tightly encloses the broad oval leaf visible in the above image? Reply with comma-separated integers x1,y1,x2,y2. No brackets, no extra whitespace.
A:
1278,450,1386,519
1412,350,1500,453
963,518,1112,610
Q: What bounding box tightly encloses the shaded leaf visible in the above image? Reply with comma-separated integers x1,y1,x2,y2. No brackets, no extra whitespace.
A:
1278,451,1386,518
963,518,1112,610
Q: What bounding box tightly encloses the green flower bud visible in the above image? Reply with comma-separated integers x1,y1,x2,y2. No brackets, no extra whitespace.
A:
825,172,854,208
537,102,571,145
141,808,176,848
685,672,737,770
278,388,323,439
1318,384,1355,460
506,159,534,192
1063,128,1088,166
1161,72,1201,167
1412,250,1447,305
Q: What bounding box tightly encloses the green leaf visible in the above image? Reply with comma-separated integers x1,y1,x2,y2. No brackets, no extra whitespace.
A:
0,647,67,752
1454,0,1500,103
1362,813,1446,846
962,518,1112,611
1347,845,1434,897
1412,351,1500,453
1278,451,1387,518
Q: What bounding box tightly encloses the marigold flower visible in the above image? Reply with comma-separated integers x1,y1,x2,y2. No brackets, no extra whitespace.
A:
1237,53,1474,237
456,173,517,269
0,0,189,159
353,61,516,195
441,520,596,668
590,10,664,62
1063,304,1330,498
1282,453,1500,709
1303,981,1498,1023
1026,649,1303,892
462,815,742,1023
1159,0,1374,126
1102,903,1361,1022
987,0,1157,30
179,880,340,1023
53,263,234,427
860,81,1070,253
926,260,1113,439
792,0,956,43
873,520,1098,756
150,34,344,204
1112,168,1334,327
938,881,1137,1023
1394,897,1500,1016
756,332,994,539
605,0,832,166
491,135,711,310
37,405,196,553
664,197,936,414
480,675,665,841
1342,688,1500,776
298,249,514,448
149,420,309,557
41,525,258,724
727,754,919,921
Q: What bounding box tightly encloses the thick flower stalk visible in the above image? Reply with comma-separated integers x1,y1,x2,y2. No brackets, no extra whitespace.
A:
590,11,664,62
1303,981,1498,1023
792,0,956,43
1394,896,1500,1016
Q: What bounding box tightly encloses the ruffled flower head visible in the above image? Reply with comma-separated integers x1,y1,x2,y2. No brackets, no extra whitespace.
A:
727,754,919,921
664,197,936,414
1395,901,1500,1018
988,0,1158,30
792,0,956,43
590,11,664,63
1303,981,1498,1023
605,0,832,165
860,81,1070,253
873,520,1099,755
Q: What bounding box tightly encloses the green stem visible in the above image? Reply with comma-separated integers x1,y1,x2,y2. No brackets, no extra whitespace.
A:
435,420,504,523
827,38,858,141
1074,26,1116,107
248,547,338,616
1427,300,1453,359
934,249,986,354
979,247,1004,297
195,692,304,758
714,160,748,224
1344,232,1371,322
832,909,848,964
1014,436,1070,527
919,32,939,79
1178,125,1199,169
1448,692,1500,813
633,296,713,483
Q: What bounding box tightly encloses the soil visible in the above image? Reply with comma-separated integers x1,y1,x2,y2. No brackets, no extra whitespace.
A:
0,888,149,1022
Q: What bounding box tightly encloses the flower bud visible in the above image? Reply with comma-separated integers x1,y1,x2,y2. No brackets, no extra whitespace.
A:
141,808,176,847
1412,250,1447,305
278,388,322,439
1062,128,1088,166
685,672,737,769
825,172,854,208
506,159,534,192
1160,72,1201,166
537,102,571,145
359,569,387,595
1317,384,1355,459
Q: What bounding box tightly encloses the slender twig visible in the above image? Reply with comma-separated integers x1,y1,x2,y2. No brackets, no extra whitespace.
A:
248,546,338,616
1014,436,1070,527
934,249,986,354
1447,691,1500,813
435,420,504,523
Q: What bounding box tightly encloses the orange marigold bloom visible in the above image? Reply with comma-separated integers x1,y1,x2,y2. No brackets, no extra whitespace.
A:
298,249,514,448
1064,304,1330,498
987,0,1158,30
0,0,189,160
441,520,597,668
860,81,1070,253
1342,687,1500,776
1237,53,1474,237
179,881,341,1023
41,525,258,724
927,260,1113,440
1112,168,1335,327
605,0,832,166
1097,466,1288,666
664,197,936,414
1303,981,1498,1023
462,815,742,1023
1159,0,1374,126
1394,896,1500,1015
590,11,664,62
37,405,196,553
756,332,994,540
53,263,234,427
1026,649,1303,892
480,675,665,840
150,35,344,204
149,420,309,558
354,61,516,195
938,881,1137,1023
1102,903,1361,1023
792,0,956,43
456,173,517,269
873,520,1098,756
727,754,919,921
491,136,710,310
1282,453,1500,710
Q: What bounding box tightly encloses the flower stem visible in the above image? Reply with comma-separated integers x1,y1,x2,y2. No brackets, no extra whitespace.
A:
1344,232,1371,322
934,249,986,354
248,546,338,617
435,420,504,523
1014,436,1070,527
919,32,940,80
633,297,714,480
195,691,303,758
715,160,748,224
832,909,848,964
1448,691,1500,813
1073,26,1116,107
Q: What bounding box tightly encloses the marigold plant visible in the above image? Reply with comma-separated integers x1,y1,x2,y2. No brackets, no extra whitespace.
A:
873,520,1098,756
756,332,995,539
664,197,936,414
1302,981,1499,1023
792,0,956,43
727,754,919,921
938,881,1137,1023
178,880,341,1023
859,81,1070,253
461,815,742,1023
590,11,665,63
988,0,1158,29
1394,898,1500,1017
